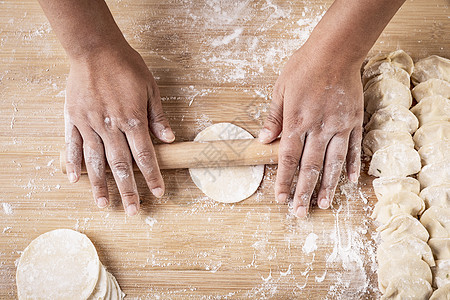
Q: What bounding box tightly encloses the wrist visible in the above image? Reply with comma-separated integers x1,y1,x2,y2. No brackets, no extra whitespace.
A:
67,38,134,64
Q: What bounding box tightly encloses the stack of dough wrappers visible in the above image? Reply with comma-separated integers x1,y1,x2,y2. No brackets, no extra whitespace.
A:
16,229,125,300
362,50,450,299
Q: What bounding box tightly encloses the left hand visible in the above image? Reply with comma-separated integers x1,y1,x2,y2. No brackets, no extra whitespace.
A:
259,43,364,218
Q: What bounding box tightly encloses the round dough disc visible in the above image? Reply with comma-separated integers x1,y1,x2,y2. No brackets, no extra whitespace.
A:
189,123,264,203
16,229,100,300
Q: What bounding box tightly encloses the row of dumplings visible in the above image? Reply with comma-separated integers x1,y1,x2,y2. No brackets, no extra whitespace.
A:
362,51,450,299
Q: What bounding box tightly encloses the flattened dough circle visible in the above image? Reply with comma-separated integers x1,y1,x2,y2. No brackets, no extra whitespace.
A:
189,123,264,203
16,229,100,300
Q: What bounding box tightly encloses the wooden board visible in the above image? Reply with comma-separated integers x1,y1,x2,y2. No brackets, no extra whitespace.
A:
0,0,449,298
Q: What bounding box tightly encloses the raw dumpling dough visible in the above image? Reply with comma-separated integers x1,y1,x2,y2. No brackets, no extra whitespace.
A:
429,238,450,260
189,123,264,203
371,191,425,224
420,206,450,239
362,130,414,156
412,79,450,101
377,213,429,243
431,260,450,289
412,55,450,85
372,177,420,202
362,62,410,90
368,144,421,177
16,229,100,300
364,50,414,75
418,161,450,189
364,78,412,115
410,95,450,126
420,184,450,209
377,255,432,293
381,276,432,300
365,104,419,134
413,121,450,149
418,141,450,166
430,283,450,300
377,236,435,267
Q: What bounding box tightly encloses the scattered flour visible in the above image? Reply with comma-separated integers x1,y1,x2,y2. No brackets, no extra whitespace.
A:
2,203,13,215
302,232,318,254
145,216,158,228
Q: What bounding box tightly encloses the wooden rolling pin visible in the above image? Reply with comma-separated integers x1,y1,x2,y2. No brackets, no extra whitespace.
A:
60,138,280,174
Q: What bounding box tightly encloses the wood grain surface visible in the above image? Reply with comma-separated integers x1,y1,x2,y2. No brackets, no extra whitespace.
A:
0,0,449,299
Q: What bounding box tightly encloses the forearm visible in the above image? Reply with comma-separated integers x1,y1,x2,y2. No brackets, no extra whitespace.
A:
306,0,406,66
37,0,128,60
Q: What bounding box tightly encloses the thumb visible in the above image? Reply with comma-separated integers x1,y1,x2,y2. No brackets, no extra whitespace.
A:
259,89,283,143
148,82,175,143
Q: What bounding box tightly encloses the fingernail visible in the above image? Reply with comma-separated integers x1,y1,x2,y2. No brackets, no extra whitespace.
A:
349,172,359,183
258,128,271,143
68,172,77,183
161,128,175,142
277,193,288,203
319,198,329,209
126,204,138,216
152,187,164,198
96,197,108,208
296,206,308,218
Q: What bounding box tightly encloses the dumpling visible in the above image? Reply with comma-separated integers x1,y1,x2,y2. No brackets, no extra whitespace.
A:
420,206,450,238
430,283,450,300
413,121,450,149
418,161,450,189
362,62,410,90
418,141,450,166
368,144,421,177
363,130,414,156
431,260,450,289
412,55,450,85
412,79,450,101
420,184,450,209
371,191,425,224
365,104,419,134
410,95,450,126
364,78,412,114
364,50,414,75
378,255,432,293
377,214,429,243
429,238,450,260
377,236,435,267
381,276,432,300
373,177,420,202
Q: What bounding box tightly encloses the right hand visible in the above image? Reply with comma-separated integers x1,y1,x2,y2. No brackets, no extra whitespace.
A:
64,45,175,216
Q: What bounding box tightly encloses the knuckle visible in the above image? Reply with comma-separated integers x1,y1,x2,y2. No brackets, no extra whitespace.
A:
266,112,282,128
121,191,138,199
135,150,154,166
110,159,131,176
295,192,311,205
150,111,167,125
279,153,300,168
301,163,321,176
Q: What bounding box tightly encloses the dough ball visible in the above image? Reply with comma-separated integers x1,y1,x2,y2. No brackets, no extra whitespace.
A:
16,229,100,300
364,78,412,114
372,177,420,202
410,95,450,127
377,255,432,293
418,141,450,166
365,104,419,134
362,61,410,90
419,184,450,209
412,55,450,86
377,213,429,243
363,130,414,156
381,276,432,300
364,50,414,75
371,191,425,224
368,144,421,178
418,161,450,189
412,78,450,101
429,238,450,260
431,260,450,289
189,123,264,203
430,283,450,300
413,121,450,149
377,236,435,268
